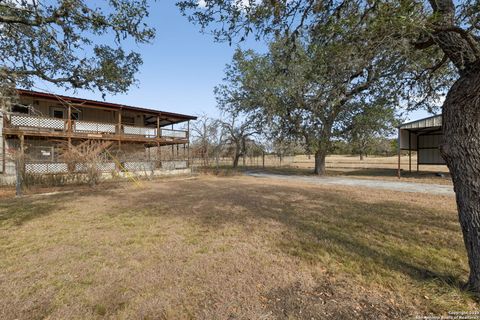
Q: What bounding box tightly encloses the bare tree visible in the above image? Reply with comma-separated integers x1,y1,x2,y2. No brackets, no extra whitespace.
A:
58,140,113,187
220,112,259,168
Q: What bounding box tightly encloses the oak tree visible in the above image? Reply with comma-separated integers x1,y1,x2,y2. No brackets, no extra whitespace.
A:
178,0,480,293
0,0,155,104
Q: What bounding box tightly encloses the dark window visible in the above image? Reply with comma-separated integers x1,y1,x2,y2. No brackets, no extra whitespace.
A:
12,104,29,114
71,112,80,120
122,115,135,125
53,110,64,119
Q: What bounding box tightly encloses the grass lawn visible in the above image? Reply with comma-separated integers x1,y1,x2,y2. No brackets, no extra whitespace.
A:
0,175,476,319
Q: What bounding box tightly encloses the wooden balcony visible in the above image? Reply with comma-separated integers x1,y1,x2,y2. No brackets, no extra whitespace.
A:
3,113,189,144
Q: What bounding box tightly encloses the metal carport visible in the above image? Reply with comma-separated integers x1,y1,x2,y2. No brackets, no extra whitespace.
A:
397,115,445,177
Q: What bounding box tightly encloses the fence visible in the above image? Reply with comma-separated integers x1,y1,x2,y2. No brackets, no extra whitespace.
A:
190,154,295,169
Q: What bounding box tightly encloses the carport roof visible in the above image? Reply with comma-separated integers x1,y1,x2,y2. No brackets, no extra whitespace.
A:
399,114,442,131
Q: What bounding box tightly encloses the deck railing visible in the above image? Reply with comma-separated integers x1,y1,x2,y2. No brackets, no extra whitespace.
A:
74,120,116,134
161,128,187,138
10,114,65,131
123,125,157,138
7,113,188,140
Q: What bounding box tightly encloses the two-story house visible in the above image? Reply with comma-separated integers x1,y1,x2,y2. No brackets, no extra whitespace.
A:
0,89,197,184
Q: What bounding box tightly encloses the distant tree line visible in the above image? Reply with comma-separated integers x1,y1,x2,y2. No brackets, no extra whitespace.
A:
190,112,399,168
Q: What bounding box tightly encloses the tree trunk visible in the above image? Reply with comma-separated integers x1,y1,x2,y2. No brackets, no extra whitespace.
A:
359,153,364,161
233,153,240,168
441,65,480,293
314,149,327,175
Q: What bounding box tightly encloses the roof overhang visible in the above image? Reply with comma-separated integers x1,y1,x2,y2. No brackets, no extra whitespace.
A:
17,89,197,125
398,114,442,131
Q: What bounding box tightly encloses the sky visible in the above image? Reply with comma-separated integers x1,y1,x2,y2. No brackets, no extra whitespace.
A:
34,0,430,122
34,1,264,119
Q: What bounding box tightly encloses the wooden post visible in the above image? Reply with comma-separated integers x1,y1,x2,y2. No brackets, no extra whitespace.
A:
156,141,161,169
2,135,5,174
118,110,122,148
67,105,72,127
262,152,265,168
67,105,72,149
16,134,24,196
397,128,401,179
187,120,190,168
156,115,160,138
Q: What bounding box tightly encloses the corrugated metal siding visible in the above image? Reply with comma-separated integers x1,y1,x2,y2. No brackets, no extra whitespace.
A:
418,149,445,164
399,129,417,150
417,134,446,164
418,134,441,148
400,115,442,129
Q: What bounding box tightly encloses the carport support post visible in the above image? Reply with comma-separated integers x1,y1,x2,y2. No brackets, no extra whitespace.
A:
416,134,420,172
397,128,401,179
408,131,412,173
187,120,190,168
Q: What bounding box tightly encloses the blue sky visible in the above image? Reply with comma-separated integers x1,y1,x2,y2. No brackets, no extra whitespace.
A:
35,1,429,122
35,1,264,119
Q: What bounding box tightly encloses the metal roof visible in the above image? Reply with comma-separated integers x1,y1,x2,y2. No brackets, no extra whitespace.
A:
399,114,442,130
17,89,197,122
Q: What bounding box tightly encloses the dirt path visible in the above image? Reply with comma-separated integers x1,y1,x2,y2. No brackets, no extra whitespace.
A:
246,172,454,196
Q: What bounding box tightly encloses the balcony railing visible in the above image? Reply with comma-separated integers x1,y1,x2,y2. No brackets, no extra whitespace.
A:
123,125,157,138
10,114,65,131
161,128,187,138
5,114,188,140
74,120,116,134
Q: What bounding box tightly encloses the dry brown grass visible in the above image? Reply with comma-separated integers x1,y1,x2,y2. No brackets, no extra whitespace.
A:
0,175,475,319
208,154,452,185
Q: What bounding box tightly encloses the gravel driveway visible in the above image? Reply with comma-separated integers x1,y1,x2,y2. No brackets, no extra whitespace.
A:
245,172,454,196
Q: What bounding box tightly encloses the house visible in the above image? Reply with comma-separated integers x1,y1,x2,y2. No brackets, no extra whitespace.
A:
0,89,197,184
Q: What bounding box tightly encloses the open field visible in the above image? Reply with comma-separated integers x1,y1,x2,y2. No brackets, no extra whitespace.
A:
0,175,475,319
201,154,452,185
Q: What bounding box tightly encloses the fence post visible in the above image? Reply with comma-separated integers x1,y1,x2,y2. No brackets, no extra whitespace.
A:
15,134,25,196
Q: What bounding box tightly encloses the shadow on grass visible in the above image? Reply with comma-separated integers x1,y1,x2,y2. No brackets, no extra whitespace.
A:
245,166,452,182
120,179,465,292
0,197,61,227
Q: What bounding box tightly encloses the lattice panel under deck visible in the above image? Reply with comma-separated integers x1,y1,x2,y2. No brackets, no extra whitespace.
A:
25,162,69,174
123,161,155,172
75,162,116,172
162,160,187,170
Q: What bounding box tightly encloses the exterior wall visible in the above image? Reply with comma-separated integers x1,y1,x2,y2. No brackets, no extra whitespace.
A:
399,129,418,150
0,136,190,185
418,134,445,165
1,94,193,185
18,97,150,126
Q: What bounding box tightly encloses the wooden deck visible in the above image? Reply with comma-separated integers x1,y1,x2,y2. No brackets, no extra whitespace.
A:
3,114,189,145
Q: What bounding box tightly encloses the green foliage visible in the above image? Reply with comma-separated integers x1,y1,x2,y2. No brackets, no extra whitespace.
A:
178,0,460,111
0,0,155,96
345,101,400,158
215,31,408,171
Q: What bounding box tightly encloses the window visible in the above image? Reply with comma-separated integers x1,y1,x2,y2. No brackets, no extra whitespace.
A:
50,107,65,119
12,104,29,114
121,115,135,125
